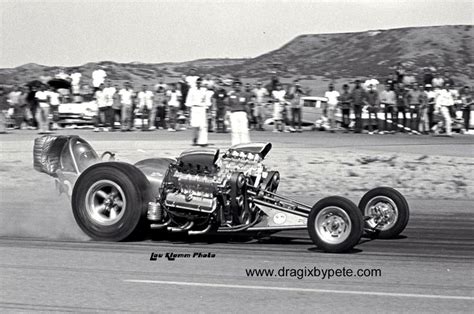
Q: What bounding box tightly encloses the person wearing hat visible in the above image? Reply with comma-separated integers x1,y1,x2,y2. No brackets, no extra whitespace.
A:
227,80,251,145
185,77,209,146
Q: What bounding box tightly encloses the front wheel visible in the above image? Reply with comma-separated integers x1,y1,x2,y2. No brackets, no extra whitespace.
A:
308,196,363,253
71,162,151,241
358,187,409,239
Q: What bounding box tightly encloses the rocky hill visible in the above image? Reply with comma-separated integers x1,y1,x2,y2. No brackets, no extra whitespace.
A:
0,25,472,87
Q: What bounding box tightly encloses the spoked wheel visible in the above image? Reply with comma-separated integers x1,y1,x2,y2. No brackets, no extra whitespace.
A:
308,196,363,253
72,162,151,241
359,187,409,239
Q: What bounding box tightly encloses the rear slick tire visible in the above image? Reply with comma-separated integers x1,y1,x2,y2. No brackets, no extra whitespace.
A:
71,162,151,241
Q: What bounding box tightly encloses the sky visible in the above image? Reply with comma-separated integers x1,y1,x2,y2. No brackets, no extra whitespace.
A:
0,0,472,68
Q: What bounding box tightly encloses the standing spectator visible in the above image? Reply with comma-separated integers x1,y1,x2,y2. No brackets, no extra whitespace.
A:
385,73,397,91
422,68,434,86
154,84,167,129
92,66,107,91
365,84,380,134
8,86,22,129
204,84,215,132
103,81,117,130
35,85,51,134
424,84,437,130
432,83,454,136
15,87,29,129
93,84,110,132
459,86,472,133
0,87,6,134
379,83,397,134
186,68,200,89
137,85,154,131
288,80,305,133
227,80,251,145
405,84,423,134
186,78,209,146
443,70,455,86
154,78,168,93
253,81,268,131
202,74,215,89
271,82,287,133
395,82,408,132
111,84,122,130
119,82,135,132
431,73,444,88
242,83,254,129
269,73,280,94
70,71,82,100
48,87,61,130
418,84,430,134
395,62,405,83
338,84,352,132
324,83,340,132
166,83,182,131
448,84,459,118
213,82,228,133
350,80,367,133
26,86,39,129
179,75,189,110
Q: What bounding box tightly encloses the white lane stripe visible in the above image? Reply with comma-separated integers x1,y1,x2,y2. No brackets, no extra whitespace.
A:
124,280,474,301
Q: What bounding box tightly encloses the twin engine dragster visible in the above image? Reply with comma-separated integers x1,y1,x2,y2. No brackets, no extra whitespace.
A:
33,135,409,253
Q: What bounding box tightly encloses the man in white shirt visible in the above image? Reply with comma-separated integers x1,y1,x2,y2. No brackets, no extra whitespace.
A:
137,85,154,131
119,82,135,131
253,82,269,131
433,83,454,136
186,78,209,145
70,72,82,96
166,83,182,131
92,67,107,91
271,83,287,132
185,68,200,89
324,83,340,132
35,85,51,134
93,84,110,132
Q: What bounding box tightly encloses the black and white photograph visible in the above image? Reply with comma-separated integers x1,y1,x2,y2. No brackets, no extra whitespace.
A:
0,0,472,312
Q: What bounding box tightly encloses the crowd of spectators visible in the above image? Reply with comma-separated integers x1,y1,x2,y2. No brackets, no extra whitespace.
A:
0,65,472,139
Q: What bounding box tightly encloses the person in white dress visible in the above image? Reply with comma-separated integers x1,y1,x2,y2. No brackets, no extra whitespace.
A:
186,78,209,145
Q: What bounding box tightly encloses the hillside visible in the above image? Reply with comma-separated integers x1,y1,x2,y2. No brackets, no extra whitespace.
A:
0,25,472,87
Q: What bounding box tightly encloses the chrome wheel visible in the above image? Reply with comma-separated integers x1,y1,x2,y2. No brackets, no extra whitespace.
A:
85,180,126,226
315,206,352,245
364,196,398,231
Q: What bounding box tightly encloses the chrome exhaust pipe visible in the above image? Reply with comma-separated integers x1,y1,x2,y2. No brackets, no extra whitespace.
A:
150,218,171,229
167,221,194,232
188,224,212,235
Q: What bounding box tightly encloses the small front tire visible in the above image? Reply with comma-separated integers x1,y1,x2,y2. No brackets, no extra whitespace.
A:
359,187,409,239
308,196,363,253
